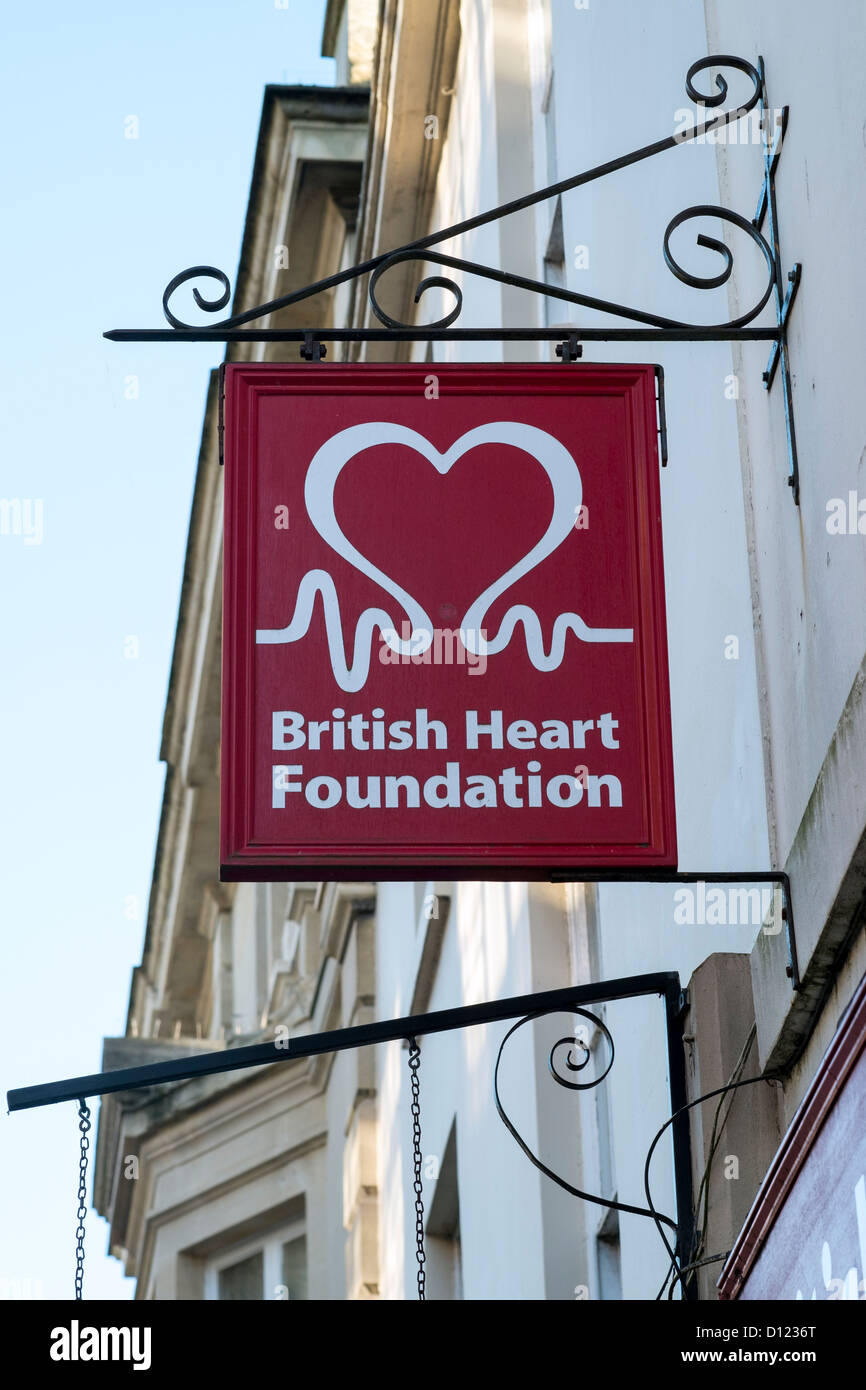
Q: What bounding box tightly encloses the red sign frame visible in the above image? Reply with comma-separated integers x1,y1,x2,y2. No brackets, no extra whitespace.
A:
220,363,676,880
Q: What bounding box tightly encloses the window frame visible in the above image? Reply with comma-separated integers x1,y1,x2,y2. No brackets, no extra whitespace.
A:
203,1217,306,1301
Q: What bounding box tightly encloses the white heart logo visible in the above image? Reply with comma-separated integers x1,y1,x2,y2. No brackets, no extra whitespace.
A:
256,421,633,692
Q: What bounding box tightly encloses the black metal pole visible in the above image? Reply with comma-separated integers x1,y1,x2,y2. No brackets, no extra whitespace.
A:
104,325,781,344
7,973,679,1111
664,981,698,1301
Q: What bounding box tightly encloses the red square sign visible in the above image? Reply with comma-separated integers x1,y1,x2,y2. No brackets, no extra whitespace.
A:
220,363,676,879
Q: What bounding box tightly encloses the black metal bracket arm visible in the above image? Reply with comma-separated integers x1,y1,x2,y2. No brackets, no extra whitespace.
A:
104,54,801,500
550,870,799,992
6,973,697,1295
6,974,680,1111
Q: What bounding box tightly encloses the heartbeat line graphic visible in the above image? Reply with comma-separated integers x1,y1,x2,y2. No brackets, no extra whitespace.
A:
255,422,634,693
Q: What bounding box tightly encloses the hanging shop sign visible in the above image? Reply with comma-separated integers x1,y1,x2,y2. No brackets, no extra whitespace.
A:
220,362,676,880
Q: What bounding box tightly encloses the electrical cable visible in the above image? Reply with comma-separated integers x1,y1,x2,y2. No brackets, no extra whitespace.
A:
688,1026,757,1291
667,1250,732,1299
644,1071,781,1299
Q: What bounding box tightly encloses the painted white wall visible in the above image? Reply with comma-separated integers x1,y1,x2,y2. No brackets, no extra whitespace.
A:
545,0,772,1294
703,0,866,863
376,878,588,1298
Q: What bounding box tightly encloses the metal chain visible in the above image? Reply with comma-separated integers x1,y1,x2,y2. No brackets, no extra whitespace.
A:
407,1039,426,1301
74,1099,91,1301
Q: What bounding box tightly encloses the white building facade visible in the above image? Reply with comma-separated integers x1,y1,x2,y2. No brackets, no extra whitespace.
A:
94,0,866,1301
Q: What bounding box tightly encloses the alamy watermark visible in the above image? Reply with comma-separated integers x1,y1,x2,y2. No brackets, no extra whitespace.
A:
378,621,488,675
673,881,783,933
0,498,43,545
673,106,783,146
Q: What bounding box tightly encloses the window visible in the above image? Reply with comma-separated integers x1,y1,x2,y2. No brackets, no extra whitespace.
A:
218,1251,263,1302
281,1235,308,1301
204,1218,308,1301
425,1121,463,1300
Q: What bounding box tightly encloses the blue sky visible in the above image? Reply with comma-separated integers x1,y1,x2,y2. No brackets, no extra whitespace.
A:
0,0,333,1301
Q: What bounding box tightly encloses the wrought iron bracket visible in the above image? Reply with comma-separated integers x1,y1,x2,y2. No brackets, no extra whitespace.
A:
6,972,697,1297
549,869,799,992
105,54,801,500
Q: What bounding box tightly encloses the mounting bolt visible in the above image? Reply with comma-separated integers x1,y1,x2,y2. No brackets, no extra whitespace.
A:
300,333,326,362
556,334,582,362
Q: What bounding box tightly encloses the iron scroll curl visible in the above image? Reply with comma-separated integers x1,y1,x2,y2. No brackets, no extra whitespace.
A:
369,250,464,331
547,1029,613,1090
682,53,761,111
162,265,231,330
493,1007,678,1234
662,207,775,324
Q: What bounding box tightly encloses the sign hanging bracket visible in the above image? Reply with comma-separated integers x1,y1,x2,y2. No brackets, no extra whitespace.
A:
105,54,802,502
